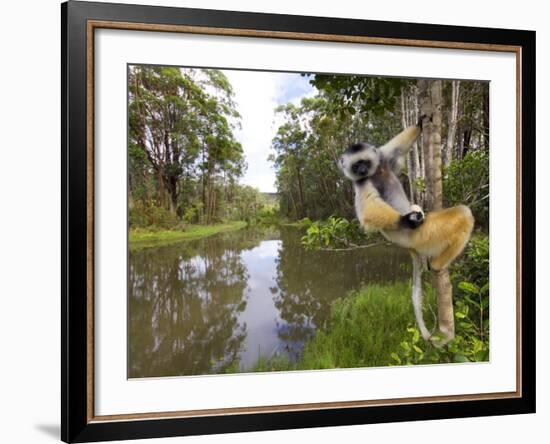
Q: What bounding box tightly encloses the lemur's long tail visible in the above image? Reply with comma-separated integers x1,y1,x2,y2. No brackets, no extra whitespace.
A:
410,250,431,341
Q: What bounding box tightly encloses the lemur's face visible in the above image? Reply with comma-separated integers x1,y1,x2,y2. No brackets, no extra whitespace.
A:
339,143,380,181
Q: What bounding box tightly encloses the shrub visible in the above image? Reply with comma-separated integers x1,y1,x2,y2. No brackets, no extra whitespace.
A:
301,216,381,250
252,205,281,226
452,234,489,293
444,150,489,229
129,204,177,229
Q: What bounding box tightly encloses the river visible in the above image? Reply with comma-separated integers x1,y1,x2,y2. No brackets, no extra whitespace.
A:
128,226,410,378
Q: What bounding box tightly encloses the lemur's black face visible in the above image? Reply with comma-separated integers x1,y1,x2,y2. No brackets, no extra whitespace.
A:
339,142,380,182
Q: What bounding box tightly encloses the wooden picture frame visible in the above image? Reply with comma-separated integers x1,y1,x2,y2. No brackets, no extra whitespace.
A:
61,1,535,442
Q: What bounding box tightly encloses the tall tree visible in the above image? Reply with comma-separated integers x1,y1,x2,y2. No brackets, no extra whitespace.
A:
271,104,309,219
419,79,455,341
128,66,244,221
129,66,201,212
400,86,422,205
443,80,460,167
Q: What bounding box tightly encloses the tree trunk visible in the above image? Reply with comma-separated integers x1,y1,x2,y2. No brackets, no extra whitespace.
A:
461,129,472,159
418,79,455,342
157,169,165,208
411,93,422,204
433,269,455,340
444,80,460,167
482,85,490,152
296,167,306,219
287,190,298,220
201,146,207,223
168,176,178,213
209,183,216,223
418,80,434,210
206,175,215,224
430,81,444,210
401,92,414,202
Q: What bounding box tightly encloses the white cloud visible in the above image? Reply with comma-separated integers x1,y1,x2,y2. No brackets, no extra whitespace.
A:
223,70,315,193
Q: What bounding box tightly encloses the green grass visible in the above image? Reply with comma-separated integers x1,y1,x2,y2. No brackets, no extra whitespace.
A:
129,221,247,250
298,283,435,369
244,282,436,373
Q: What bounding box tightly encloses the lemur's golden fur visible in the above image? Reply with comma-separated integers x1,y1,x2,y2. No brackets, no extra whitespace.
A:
340,125,474,270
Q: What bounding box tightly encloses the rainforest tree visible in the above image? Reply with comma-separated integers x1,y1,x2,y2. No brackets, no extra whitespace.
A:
128,66,246,225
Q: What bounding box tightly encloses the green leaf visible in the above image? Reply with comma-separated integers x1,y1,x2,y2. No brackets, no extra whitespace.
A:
459,321,475,331
480,297,489,310
447,342,459,353
464,295,480,309
459,281,480,295
472,339,483,354
454,354,470,363
474,350,489,361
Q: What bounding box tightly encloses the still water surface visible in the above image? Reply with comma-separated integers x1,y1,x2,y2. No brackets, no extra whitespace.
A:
128,227,409,378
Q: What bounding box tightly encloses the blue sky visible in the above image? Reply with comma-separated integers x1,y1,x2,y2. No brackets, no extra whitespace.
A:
275,73,314,105
223,70,316,193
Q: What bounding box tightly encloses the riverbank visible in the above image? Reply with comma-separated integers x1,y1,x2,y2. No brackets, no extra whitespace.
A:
238,282,431,373
244,269,489,372
129,221,247,250
297,282,430,369
279,218,311,229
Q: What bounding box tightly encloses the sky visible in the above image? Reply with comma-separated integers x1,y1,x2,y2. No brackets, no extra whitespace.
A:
223,69,316,193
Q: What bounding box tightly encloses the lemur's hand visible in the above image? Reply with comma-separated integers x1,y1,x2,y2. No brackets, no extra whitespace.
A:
410,204,424,217
400,211,424,229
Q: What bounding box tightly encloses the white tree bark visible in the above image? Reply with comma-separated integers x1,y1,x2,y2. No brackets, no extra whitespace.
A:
418,79,455,342
430,80,444,210
418,80,434,211
444,80,460,167
401,87,423,206
401,92,415,202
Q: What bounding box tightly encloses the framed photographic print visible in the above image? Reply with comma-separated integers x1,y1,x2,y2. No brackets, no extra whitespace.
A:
61,1,535,442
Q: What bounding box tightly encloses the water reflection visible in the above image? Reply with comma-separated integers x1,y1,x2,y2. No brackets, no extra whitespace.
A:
128,227,410,378
271,226,410,360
